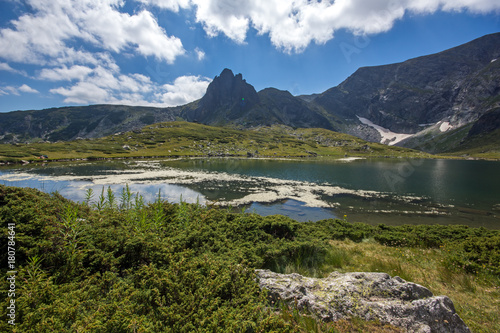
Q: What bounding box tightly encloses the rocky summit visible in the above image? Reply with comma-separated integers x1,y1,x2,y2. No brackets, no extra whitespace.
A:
182,68,332,129
256,269,471,333
182,68,260,125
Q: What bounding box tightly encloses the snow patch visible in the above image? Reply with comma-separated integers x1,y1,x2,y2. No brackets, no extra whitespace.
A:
357,116,413,145
337,157,365,162
439,121,453,132
491,58,497,63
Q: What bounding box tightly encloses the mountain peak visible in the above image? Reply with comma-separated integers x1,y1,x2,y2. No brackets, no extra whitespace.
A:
213,68,246,86
185,69,259,123
218,68,235,79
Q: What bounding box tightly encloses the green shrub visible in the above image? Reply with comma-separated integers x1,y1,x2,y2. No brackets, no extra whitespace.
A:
1,184,499,332
444,235,500,276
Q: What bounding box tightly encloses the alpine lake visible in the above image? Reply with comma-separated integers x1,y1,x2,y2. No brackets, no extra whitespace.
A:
1,157,499,229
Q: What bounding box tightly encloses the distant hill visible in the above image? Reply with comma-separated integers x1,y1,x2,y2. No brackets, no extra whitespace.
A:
1,33,499,157
0,104,179,143
442,107,500,158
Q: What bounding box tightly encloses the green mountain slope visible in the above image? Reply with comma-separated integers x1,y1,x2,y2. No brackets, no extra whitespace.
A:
0,121,428,162
443,108,500,158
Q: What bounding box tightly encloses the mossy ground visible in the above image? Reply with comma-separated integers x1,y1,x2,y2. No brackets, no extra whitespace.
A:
0,185,498,332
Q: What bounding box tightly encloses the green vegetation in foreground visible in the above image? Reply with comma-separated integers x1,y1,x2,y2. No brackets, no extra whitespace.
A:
0,121,431,162
1,185,499,332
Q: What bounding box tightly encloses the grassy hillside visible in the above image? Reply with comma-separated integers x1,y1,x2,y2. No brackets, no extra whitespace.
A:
0,121,430,163
0,185,499,332
444,128,500,159
401,108,500,159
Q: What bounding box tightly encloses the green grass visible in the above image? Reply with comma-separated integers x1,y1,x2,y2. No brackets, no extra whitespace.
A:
1,185,499,332
443,128,500,159
0,121,432,163
327,239,500,333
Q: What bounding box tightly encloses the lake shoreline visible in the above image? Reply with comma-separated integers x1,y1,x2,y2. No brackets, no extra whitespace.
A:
2,151,498,167
2,121,499,164
2,157,499,229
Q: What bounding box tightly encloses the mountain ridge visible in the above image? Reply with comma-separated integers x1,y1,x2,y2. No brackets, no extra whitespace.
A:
1,33,499,156
313,33,500,136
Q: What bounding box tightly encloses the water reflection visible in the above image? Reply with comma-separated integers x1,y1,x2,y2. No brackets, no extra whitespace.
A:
75,183,206,205
248,200,338,222
1,158,499,227
430,159,448,203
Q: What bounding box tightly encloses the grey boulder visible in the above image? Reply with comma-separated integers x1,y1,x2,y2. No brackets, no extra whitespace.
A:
255,269,470,333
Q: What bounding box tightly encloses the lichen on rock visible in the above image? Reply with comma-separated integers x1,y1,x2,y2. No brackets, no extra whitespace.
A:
256,269,470,333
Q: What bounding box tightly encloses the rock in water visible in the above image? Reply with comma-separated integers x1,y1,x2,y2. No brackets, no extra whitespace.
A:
255,269,470,333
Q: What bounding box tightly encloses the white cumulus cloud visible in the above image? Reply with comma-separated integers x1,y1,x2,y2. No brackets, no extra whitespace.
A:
145,0,500,53
18,84,39,94
0,0,185,65
156,75,211,106
0,62,27,75
51,82,111,105
137,0,191,12
0,0,199,107
48,62,211,107
190,0,250,44
38,65,94,81
0,84,39,96
49,64,153,104
195,47,206,61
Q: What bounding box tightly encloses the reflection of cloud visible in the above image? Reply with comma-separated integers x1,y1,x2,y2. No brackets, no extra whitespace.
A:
430,159,447,202
0,162,399,208
72,183,206,205
0,170,205,205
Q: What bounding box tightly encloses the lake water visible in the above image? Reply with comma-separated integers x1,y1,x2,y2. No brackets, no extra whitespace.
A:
1,157,499,229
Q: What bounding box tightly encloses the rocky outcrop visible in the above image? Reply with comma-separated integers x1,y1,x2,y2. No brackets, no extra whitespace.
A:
467,107,500,137
256,269,470,333
183,68,260,124
182,69,334,129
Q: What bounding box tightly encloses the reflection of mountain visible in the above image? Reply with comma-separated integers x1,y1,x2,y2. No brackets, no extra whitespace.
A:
180,181,247,202
66,183,207,206
1,33,499,155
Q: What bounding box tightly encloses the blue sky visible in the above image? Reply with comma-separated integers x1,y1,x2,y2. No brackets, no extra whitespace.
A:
0,0,499,112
